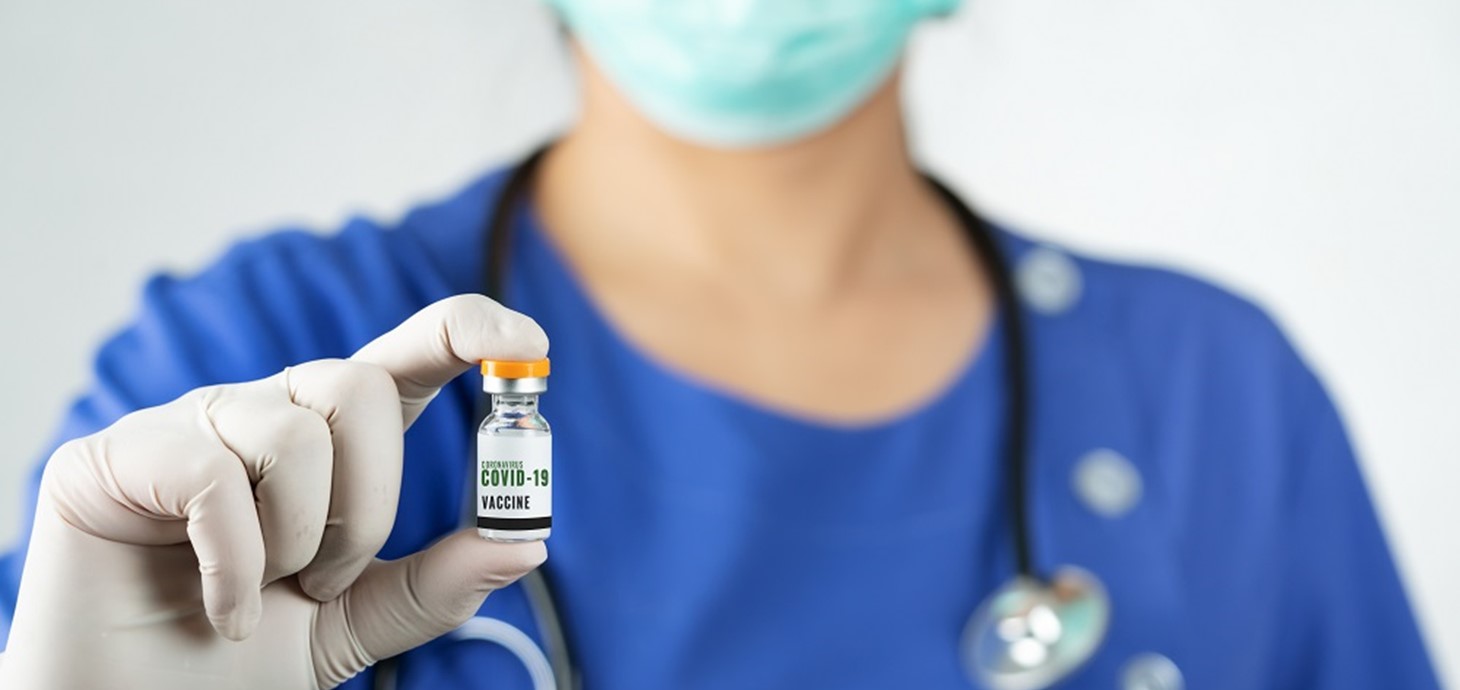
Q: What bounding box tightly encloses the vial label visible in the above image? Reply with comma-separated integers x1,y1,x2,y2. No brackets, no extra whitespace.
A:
477,434,552,532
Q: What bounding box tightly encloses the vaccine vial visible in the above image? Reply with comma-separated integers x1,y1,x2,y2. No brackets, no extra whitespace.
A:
477,359,552,542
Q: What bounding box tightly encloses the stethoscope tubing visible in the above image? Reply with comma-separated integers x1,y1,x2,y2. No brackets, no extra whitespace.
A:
372,144,1041,690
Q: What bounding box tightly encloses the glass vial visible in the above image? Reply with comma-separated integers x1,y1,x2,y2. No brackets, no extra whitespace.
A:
477,358,551,542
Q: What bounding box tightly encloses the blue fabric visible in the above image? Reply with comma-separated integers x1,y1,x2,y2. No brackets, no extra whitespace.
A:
0,166,1439,689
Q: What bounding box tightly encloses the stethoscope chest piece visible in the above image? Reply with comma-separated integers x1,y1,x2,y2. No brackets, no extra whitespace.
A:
961,566,1111,690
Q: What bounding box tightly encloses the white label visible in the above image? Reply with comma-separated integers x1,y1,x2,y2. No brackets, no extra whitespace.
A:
477,434,552,530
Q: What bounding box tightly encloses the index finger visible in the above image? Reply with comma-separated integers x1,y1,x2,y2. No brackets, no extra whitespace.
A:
350,294,550,427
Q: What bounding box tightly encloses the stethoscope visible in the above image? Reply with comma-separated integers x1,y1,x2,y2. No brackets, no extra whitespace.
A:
375,145,1111,690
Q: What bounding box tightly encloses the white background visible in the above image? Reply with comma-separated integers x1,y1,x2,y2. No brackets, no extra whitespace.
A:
1,0,1455,681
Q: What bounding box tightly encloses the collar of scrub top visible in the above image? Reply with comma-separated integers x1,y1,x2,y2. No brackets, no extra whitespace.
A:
482,143,1038,581
469,143,1079,690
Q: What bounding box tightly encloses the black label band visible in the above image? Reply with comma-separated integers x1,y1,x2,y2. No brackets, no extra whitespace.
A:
478,516,552,530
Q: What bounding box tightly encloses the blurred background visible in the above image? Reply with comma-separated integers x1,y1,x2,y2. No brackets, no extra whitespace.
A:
1,0,1455,681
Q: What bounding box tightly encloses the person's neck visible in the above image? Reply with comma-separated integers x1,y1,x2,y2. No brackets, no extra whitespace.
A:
535,51,948,303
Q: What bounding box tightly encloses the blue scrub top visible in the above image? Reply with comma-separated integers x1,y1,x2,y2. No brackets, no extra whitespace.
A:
0,165,1440,689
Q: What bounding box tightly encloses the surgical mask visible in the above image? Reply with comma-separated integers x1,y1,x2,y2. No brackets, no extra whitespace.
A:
546,0,962,148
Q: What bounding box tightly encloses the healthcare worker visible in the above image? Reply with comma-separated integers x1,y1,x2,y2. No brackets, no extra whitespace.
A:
0,0,1442,688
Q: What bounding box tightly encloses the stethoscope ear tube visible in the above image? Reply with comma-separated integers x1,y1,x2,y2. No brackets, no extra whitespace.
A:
477,145,577,690
923,178,1112,688
922,175,1037,583
483,146,552,305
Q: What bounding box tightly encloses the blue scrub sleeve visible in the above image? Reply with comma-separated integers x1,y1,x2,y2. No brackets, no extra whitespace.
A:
1273,364,1441,688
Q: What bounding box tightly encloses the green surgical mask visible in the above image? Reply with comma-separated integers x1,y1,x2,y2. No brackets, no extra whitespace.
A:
546,0,961,148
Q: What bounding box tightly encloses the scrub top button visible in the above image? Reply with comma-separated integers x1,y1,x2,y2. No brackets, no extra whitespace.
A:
1121,653,1184,690
1016,246,1083,314
1072,449,1142,518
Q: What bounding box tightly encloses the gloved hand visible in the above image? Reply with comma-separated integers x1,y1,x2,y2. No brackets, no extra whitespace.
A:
0,295,550,689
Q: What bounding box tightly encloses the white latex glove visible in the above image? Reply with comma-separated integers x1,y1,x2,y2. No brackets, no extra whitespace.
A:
0,294,549,689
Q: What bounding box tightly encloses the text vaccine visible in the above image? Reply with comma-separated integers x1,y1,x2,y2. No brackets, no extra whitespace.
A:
477,358,552,542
